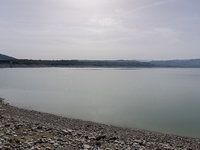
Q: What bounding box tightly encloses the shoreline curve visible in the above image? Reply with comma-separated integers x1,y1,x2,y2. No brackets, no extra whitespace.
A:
0,98,200,149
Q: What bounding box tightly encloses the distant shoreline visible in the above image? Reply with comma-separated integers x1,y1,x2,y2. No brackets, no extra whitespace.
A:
1,58,200,68
1,97,200,149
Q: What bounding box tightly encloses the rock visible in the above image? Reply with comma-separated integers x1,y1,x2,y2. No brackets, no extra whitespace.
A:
38,138,47,143
96,135,106,141
96,141,101,146
49,140,55,144
89,136,96,140
62,130,69,134
68,129,73,132
37,126,42,129
109,136,117,141
83,144,91,149
57,138,63,141
4,124,10,127
53,143,59,148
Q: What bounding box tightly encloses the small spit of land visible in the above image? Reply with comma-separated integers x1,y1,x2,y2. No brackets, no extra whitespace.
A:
0,98,200,150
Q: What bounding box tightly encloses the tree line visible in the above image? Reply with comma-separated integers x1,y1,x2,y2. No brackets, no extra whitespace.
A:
0,59,153,68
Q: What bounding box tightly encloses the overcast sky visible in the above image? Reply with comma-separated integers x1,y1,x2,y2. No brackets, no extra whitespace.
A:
1,0,200,60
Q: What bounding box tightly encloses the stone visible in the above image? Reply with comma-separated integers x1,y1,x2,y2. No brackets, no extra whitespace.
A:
49,140,55,144
57,138,63,141
96,141,101,146
53,143,59,148
38,138,47,143
96,135,106,141
4,124,10,127
83,144,91,149
62,130,69,134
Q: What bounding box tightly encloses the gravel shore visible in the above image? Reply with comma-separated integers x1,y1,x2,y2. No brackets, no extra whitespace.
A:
0,98,200,150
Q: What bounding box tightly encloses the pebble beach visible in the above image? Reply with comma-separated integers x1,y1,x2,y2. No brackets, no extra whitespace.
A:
0,98,200,150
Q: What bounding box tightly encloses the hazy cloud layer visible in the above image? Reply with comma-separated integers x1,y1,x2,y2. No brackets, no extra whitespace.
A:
1,0,200,60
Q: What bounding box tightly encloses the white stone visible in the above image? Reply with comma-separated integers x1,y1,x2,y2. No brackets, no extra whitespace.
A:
83,144,91,149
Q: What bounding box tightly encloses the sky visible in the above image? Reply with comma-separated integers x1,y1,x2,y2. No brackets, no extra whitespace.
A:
0,0,200,60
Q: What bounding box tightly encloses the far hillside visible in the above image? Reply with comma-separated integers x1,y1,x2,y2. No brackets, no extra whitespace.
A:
0,53,15,60
150,59,200,68
1,53,200,68
0,59,153,68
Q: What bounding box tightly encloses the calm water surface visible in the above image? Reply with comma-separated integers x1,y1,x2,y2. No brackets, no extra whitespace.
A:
0,68,200,138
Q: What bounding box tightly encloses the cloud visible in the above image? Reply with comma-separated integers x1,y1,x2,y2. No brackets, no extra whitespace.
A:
1,0,200,60
86,15,123,34
153,28,179,39
125,0,177,14
89,17,116,27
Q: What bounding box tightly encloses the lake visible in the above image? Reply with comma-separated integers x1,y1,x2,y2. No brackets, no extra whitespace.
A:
0,68,200,138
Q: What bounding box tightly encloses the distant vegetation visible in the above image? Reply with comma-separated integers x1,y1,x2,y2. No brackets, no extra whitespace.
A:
0,59,153,68
1,53,200,68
